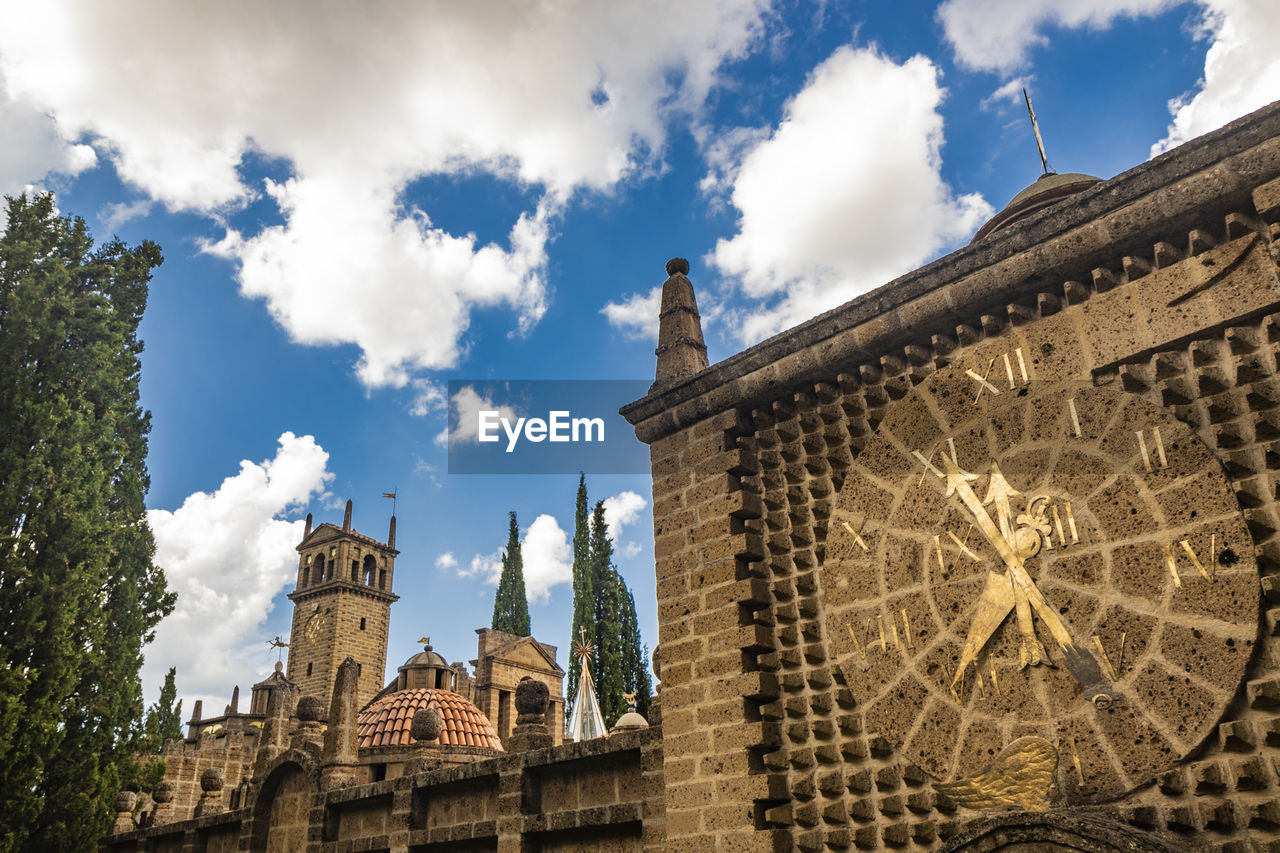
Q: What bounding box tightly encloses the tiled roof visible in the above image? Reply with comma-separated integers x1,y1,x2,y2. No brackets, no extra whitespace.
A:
356,688,504,751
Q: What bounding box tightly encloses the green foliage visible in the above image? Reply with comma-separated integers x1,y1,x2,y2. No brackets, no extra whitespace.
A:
0,195,174,852
566,474,594,706
491,512,531,636
566,477,653,730
144,667,184,749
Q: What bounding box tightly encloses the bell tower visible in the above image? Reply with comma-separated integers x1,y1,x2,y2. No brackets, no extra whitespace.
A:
286,500,399,709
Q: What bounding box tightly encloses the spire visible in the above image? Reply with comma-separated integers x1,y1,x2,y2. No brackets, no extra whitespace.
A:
342,499,352,532
388,515,397,549
568,632,606,741
652,257,709,393
304,512,313,537
228,685,239,714
1022,88,1053,176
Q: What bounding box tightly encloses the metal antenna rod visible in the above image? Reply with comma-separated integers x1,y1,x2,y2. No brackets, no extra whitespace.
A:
1023,87,1052,175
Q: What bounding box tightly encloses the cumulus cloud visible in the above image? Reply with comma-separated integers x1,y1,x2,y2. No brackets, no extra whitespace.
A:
937,0,1179,73
709,46,991,343
0,70,96,196
435,552,458,570
601,286,662,341
0,1,770,389
602,491,648,534
521,514,575,603
143,432,333,708
1152,0,1280,154
454,513,573,603
439,385,522,447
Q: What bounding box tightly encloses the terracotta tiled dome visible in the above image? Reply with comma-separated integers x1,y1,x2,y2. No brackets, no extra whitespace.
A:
357,688,504,750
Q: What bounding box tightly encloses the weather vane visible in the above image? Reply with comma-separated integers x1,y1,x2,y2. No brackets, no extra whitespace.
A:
382,488,398,515
623,690,637,712
266,635,289,661
1022,87,1053,175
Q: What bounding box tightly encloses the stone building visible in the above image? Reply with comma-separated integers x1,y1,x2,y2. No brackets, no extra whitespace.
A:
107,98,1280,851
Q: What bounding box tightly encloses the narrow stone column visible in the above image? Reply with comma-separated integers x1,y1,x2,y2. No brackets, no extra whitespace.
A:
652,258,709,392
110,791,137,835
321,656,361,788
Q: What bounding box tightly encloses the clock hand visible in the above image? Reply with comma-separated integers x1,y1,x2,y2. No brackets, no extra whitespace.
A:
934,454,1117,706
952,569,1016,688
982,464,1047,667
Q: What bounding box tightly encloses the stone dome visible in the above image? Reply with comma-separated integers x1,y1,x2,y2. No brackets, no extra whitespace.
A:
971,171,1102,243
357,688,504,750
401,647,448,669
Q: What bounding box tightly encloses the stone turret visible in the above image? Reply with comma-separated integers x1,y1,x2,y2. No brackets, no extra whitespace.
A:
651,258,708,392
251,676,296,782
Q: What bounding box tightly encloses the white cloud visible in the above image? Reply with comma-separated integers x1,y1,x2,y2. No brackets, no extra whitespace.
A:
143,432,333,709
455,513,573,603
601,286,662,341
936,0,1179,73
709,46,991,344
520,514,574,603
0,69,96,196
0,1,771,389
410,378,448,418
435,552,458,570
460,550,503,586
438,385,522,448
1152,0,1280,154
602,490,648,534
981,77,1035,111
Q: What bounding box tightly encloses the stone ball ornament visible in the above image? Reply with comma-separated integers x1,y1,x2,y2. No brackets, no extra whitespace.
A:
410,705,444,743
822,358,1258,803
199,767,225,793
515,677,549,719
151,780,175,804
114,790,138,813
295,694,324,722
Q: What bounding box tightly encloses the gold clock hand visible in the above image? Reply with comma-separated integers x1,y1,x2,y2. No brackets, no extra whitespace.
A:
953,569,1016,687
933,454,1117,705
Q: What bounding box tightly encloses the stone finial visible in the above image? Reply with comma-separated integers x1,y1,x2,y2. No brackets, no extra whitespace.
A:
506,677,554,752
149,779,175,827
322,657,361,788
652,258,709,392
229,685,239,714
152,780,175,805
388,515,397,549
410,706,443,743
343,499,352,532
296,695,324,723
292,695,326,753
200,768,225,793
110,790,137,834
194,768,225,818
304,512,313,537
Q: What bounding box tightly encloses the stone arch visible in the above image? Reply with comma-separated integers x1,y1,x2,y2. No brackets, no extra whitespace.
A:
943,812,1183,853
362,554,377,585
248,756,317,853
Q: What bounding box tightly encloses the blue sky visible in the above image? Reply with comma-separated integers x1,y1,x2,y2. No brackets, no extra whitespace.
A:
1,0,1277,710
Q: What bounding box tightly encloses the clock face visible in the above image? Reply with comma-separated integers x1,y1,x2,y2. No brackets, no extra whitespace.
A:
304,611,324,640
822,364,1258,802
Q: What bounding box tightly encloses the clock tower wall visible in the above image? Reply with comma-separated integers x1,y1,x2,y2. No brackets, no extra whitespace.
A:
623,101,1280,850
286,500,399,710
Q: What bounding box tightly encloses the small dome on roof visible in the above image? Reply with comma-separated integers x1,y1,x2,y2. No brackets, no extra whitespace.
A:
357,688,504,751
401,647,448,669
971,171,1102,243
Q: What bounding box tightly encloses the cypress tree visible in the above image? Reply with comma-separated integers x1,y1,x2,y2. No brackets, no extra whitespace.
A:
145,667,184,749
566,474,594,707
589,501,626,725
491,512,531,636
0,194,173,852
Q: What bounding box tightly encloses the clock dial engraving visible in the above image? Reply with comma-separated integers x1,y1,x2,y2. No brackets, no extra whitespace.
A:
822,370,1258,803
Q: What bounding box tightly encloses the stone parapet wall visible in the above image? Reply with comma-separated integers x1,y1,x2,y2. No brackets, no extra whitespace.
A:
103,726,663,852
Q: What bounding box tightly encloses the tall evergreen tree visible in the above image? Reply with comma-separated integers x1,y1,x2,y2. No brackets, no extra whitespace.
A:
491,512,531,636
0,195,174,852
620,591,653,721
566,474,594,708
589,502,626,725
144,667,184,749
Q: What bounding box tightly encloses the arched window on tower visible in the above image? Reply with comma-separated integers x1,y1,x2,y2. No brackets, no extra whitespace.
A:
351,559,359,582
362,554,377,586
315,556,326,584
